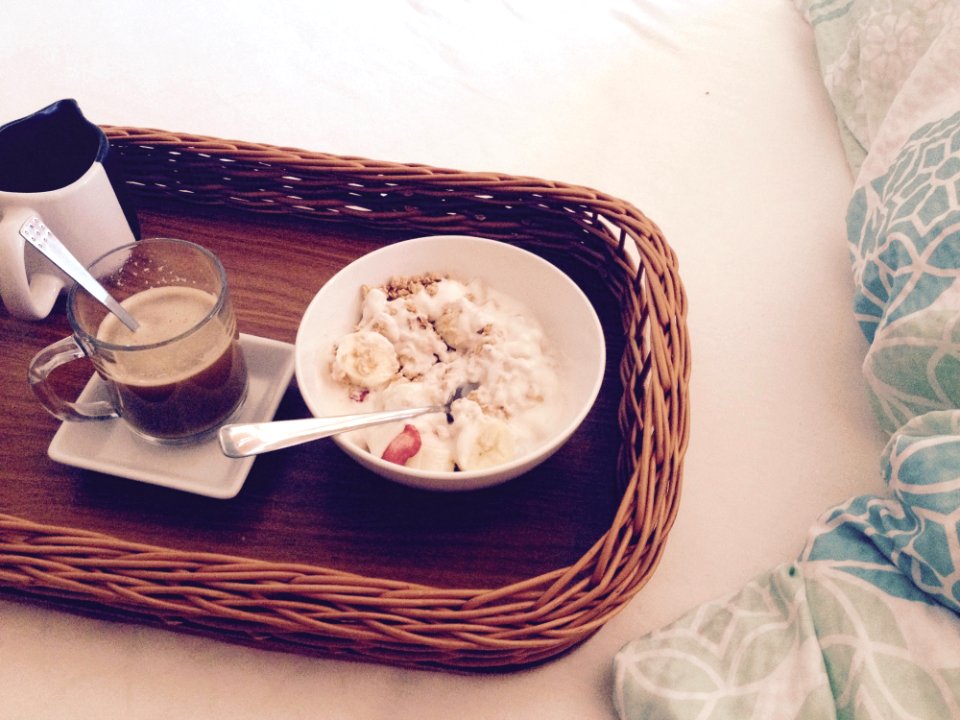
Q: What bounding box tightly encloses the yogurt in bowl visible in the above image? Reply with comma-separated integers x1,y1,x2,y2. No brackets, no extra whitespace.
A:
295,235,605,491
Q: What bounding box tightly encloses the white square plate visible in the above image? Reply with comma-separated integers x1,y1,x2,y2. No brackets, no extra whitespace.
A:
48,333,295,499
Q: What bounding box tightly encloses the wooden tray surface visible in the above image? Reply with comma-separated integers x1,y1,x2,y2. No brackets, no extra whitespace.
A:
0,128,689,670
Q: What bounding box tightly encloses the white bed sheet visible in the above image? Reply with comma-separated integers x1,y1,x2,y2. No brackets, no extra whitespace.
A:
0,1,886,718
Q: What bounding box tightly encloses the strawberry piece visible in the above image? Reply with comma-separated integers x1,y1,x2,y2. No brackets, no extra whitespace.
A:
381,424,422,466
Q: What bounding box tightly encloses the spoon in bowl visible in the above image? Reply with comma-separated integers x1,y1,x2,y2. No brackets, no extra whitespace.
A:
218,381,479,458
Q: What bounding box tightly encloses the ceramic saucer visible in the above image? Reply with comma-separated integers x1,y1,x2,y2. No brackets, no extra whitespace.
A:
48,333,295,499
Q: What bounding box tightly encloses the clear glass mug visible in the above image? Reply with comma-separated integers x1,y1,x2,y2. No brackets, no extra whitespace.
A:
29,238,249,443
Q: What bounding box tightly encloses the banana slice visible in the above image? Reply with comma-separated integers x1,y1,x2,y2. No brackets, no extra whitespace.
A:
435,302,491,351
435,304,469,349
455,415,516,471
380,378,431,409
333,331,399,389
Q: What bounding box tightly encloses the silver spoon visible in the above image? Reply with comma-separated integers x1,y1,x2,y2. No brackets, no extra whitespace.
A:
20,216,139,332
218,381,479,458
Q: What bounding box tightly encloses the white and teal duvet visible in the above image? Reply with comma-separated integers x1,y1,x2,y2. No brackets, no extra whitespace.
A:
614,2,960,717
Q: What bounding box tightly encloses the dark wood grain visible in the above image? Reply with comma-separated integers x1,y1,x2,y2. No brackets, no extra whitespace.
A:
1,201,625,589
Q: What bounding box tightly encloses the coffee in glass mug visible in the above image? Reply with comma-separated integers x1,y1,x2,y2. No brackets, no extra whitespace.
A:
29,238,248,443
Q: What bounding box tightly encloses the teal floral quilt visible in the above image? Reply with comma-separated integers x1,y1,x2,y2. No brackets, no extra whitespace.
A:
613,2,960,717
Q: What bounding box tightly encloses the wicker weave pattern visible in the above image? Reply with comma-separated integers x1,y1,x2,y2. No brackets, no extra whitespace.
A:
0,127,690,669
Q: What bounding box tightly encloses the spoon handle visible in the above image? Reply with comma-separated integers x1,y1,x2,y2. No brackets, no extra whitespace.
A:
218,404,442,458
19,216,140,332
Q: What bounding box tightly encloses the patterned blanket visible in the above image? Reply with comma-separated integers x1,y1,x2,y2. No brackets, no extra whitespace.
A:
614,2,960,717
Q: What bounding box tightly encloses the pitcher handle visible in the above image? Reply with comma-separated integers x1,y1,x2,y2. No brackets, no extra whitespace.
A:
0,206,65,320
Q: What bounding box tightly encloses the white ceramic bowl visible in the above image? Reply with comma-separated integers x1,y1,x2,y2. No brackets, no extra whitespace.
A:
294,235,605,491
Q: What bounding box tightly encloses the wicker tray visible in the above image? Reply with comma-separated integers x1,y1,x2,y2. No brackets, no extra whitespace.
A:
0,127,689,670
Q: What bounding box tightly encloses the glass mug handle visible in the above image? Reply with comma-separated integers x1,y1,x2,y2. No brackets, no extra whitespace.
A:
28,336,118,421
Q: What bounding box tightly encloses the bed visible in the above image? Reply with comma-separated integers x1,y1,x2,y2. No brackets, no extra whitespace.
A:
1,1,939,717
615,2,960,717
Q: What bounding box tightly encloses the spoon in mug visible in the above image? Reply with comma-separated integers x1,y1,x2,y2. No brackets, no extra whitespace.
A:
218,382,480,458
19,216,139,332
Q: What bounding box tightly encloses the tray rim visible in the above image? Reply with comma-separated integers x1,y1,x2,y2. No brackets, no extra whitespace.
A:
0,126,690,670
